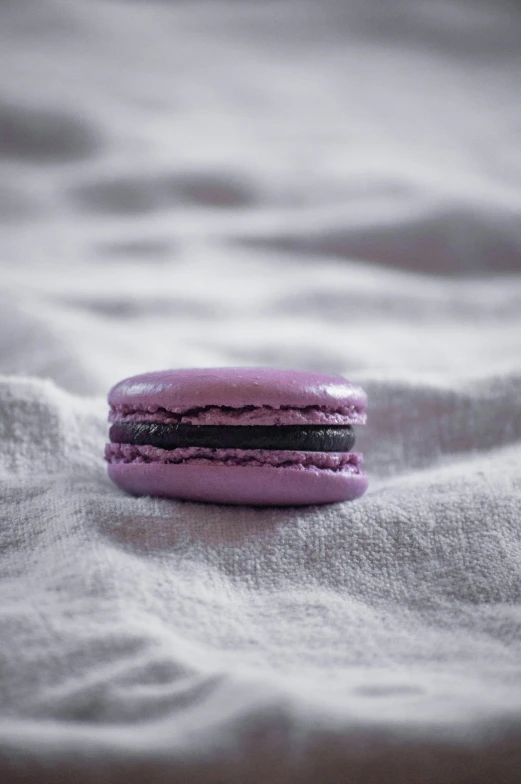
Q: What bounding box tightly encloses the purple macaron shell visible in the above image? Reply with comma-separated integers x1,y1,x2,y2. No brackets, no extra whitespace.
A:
109,367,367,424
107,462,368,506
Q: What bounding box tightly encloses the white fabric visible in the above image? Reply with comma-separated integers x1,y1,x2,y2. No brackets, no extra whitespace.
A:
1,0,521,780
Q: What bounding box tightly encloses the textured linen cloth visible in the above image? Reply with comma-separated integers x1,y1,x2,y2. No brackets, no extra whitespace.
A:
1,1,521,781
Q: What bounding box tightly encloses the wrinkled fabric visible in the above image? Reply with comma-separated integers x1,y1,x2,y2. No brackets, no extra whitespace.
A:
1,0,521,782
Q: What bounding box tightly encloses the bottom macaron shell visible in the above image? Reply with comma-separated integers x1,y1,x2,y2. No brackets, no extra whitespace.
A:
107,462,368,506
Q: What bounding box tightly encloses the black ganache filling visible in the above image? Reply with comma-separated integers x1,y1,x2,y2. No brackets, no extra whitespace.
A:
110,422,356,453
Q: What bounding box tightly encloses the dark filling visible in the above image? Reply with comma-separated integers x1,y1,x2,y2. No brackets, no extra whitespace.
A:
109,422,356,453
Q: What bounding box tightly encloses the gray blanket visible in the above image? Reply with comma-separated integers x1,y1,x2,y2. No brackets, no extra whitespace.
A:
1,1,521,781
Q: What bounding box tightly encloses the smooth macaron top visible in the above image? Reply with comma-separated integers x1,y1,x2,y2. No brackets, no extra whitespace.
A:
108,367,367,417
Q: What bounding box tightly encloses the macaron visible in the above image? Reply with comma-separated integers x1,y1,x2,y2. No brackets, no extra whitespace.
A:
105,367,367,506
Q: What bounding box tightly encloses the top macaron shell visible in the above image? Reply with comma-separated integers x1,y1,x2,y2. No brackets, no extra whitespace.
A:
108,367,367,419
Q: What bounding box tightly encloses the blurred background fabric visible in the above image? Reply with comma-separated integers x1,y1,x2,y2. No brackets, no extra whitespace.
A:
1,0,521,781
